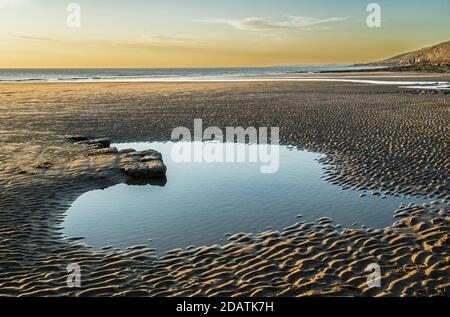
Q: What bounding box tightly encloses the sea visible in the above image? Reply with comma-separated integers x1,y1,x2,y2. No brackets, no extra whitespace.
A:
0,66,383,83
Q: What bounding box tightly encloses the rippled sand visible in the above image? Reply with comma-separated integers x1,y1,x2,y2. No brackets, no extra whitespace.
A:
0,76,448,296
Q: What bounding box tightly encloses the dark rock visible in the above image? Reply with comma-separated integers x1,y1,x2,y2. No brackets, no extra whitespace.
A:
87,138,111,148
119,148,136,154
88,147,118,156
123,160,167,179
140,149,163,160
75,137,111,148
121,148,167,179
140,155,162,162
126,177,167,187
66,135,89,142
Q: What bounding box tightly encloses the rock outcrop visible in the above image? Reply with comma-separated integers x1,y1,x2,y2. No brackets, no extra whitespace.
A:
67,136,167,179
367,40,450,71
120,149,167,179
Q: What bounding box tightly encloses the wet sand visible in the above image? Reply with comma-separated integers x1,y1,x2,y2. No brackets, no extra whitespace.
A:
0,75,449,296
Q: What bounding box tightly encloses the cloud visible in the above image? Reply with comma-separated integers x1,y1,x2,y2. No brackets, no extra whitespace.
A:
0,0,32,8
201,16,347,31
114,35,204,53
137,35,200,48
7,33,57,42
3,32,202,53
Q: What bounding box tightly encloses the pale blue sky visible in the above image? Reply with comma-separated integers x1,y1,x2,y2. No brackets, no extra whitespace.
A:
0,0,449,67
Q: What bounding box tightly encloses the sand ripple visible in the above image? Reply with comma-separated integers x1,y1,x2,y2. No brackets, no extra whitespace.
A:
0,81,448,296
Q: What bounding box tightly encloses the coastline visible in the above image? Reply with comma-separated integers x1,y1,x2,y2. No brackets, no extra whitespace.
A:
0,77,448,296
320,65,450,74
1,68,449,85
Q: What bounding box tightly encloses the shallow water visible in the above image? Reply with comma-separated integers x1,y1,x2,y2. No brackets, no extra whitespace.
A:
63,142,429,254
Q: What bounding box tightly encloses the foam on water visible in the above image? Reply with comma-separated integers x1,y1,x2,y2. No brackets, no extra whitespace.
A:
0,66,380,82
2,68,447,90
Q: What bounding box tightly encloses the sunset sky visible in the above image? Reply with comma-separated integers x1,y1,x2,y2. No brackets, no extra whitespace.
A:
1,0,449,68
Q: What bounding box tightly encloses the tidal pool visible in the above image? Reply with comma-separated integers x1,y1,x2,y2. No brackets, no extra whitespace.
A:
63,142,428,254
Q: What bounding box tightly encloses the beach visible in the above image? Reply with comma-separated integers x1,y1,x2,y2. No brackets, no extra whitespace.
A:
0,74,449,296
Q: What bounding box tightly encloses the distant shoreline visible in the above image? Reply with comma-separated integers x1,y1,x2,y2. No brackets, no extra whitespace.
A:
320,65,450,74
0,66,385,83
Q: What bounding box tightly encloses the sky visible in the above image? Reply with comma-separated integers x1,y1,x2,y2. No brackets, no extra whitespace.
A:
0,0,449,68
